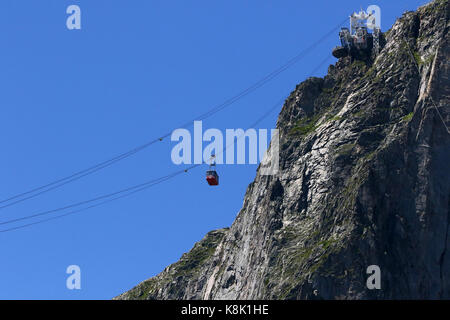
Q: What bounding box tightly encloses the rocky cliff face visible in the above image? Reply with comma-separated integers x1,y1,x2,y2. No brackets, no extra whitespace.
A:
116,0,450,300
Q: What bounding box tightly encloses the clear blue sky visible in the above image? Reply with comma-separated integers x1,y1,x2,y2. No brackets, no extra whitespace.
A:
0,0,428,299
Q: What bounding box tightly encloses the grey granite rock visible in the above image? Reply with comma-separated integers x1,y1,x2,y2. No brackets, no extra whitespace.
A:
115,0,450,300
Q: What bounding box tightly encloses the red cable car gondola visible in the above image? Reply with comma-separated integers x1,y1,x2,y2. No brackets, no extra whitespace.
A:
206,170,219,186
206,157,219,186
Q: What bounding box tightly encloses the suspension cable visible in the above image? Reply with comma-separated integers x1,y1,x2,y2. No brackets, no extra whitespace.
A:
0,18,347,210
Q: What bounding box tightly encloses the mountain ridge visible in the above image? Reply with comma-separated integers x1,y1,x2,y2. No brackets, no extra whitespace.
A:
116,0,450,300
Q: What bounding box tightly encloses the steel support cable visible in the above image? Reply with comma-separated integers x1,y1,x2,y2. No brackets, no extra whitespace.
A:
0,48,338,233
209,54,333,163
0,18,347,209
0,98,283,233
0,167,195,227
0,173,186,233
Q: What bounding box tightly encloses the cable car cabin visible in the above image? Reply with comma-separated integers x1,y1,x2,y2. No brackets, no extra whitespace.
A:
206,170,219,186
